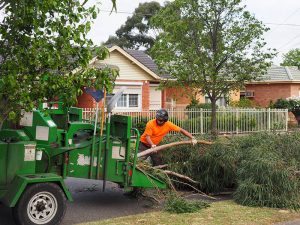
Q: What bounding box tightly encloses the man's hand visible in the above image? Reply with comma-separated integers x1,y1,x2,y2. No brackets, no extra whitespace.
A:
192,138,197,146
151,144,157,153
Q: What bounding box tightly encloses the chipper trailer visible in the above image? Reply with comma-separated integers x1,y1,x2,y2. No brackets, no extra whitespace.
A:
0,102,167,225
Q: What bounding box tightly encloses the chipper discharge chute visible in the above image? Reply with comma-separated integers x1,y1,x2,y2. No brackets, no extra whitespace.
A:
0,103,167,225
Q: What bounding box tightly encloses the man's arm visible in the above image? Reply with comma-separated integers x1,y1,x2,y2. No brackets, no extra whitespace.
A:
180,128,197,145
146,135,156,148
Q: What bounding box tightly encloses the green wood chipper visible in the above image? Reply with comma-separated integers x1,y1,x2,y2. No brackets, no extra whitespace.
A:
0,102,166,225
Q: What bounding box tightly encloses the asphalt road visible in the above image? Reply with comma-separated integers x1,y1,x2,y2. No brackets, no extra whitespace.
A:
0,178,159,225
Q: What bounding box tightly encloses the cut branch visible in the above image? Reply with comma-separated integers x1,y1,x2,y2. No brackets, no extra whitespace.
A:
163,170,198,184
137,140,212,158
153,164,168,169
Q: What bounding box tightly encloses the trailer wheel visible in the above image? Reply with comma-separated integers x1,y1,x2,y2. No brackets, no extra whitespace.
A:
12,183,67,225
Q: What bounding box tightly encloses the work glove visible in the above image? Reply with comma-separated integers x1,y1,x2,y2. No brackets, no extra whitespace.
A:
192,138,197,146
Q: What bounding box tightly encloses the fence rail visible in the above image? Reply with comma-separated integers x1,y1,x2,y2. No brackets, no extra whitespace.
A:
82,108,288,135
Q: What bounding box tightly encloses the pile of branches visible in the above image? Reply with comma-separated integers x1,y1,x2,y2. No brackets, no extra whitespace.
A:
158,132,300,209
134,138,214,213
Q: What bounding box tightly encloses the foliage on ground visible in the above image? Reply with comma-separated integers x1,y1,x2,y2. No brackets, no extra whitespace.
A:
79,200,300,225
161,132,300,209
164,194,210,213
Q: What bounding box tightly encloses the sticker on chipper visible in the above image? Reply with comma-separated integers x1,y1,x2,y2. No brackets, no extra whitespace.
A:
20,111,33,127
77,154,97,166
24,144,36,161
36,126,49,141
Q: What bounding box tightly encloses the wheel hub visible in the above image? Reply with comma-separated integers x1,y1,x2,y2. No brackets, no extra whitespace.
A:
27,191,58,224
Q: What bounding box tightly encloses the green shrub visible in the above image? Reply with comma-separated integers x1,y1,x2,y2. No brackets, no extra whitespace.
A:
186,98,213,110
230,98,254,108
272,98,300,123
164,194,210,213
132,117,148,134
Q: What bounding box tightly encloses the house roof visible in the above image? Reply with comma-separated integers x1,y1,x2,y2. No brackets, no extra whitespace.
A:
109,46,172,80
259,65,300,82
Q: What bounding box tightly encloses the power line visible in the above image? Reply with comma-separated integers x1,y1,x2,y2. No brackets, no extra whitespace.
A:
265,8,300,37
265,23,300,27
278,33,300,50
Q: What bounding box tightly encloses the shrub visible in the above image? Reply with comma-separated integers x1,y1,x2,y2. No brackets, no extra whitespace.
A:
230,98,254,108
132,117,148,134
186,98,213,110
273,98,300,119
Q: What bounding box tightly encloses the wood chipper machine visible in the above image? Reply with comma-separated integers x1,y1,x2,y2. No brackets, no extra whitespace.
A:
0,101,167,225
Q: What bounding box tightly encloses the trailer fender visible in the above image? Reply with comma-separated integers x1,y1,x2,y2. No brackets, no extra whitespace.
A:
2,173,73,207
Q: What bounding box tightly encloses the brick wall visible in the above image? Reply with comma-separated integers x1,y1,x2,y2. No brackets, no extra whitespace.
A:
245,83,294,107
165,86,193,108
142,81,150,110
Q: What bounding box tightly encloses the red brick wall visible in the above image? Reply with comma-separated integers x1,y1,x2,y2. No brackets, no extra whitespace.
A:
142,81,150,110
245,83,293,107
162,89,167,108
165,86,193,108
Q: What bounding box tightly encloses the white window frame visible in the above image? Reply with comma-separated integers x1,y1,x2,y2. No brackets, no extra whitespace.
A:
107,93,141,111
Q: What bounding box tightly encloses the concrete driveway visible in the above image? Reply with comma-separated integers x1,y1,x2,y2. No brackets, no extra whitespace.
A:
0,178,158,225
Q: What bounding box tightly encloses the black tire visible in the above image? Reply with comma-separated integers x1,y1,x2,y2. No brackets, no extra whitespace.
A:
12,182,67,225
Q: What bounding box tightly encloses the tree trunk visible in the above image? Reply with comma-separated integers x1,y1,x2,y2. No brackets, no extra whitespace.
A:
137,140,212,158
211,98,217,137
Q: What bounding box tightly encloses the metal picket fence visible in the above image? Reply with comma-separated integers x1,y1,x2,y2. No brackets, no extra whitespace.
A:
82,108,288,135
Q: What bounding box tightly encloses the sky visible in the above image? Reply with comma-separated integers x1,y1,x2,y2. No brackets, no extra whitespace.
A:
87,0,300,66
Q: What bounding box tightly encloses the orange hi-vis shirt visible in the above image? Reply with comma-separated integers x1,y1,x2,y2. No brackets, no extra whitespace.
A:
140,119,181,145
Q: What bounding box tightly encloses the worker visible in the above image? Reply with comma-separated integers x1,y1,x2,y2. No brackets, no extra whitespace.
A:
139,109,197,166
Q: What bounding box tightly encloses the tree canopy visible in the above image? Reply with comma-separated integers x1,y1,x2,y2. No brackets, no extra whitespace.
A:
104,1,162,52
0,0,117,127
281,48,300,69
151,0,275,135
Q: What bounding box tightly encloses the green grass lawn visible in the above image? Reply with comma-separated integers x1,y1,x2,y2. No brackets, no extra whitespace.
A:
78,200,300,225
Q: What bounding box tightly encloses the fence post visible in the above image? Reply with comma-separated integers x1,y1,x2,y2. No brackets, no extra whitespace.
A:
200,108,203,134
268,108,271,131
236,108,239,134
285,109,288,131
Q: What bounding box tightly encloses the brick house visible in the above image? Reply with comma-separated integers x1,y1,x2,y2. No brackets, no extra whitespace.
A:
77,45,197,110
243,65,300,107
77,45,239,110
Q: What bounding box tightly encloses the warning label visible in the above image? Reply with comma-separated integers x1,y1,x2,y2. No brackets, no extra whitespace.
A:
24,144,36,161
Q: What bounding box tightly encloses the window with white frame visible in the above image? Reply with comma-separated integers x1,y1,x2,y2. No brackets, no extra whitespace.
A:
117,94,127,107
128,94,138,107
107,94,140,108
